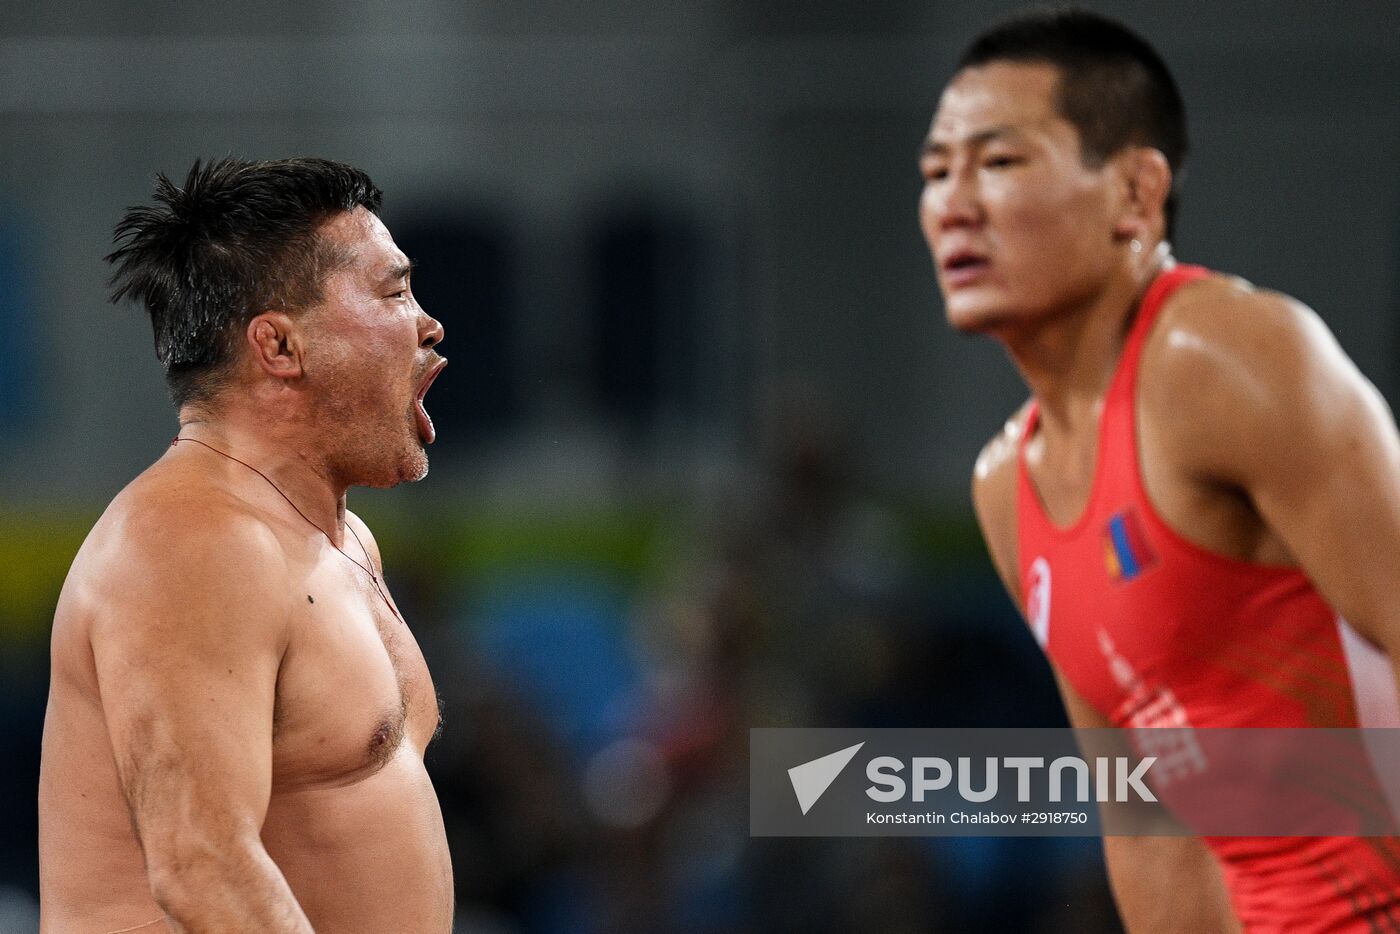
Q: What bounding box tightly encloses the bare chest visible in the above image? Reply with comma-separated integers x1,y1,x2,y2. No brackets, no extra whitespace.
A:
269,562,439,787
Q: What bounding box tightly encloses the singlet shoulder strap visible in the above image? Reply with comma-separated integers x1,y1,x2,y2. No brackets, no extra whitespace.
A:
1116,262,1212,382
1020,400,1040,468
1017,262,1212,535
1018,264,1209,468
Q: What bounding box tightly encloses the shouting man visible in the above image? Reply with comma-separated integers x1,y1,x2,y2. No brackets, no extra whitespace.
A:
39,158,452,932
921,9,1400,932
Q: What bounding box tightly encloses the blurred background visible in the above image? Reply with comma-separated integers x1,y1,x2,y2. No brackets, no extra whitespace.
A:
2,1,1399,931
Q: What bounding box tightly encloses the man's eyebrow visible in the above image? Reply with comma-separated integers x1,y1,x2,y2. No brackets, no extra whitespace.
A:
379,261,414,286
920,125,1018,158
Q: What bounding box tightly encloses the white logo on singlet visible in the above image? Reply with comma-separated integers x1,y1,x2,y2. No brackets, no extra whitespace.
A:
1095,627,1205,787
1026,557,1051,647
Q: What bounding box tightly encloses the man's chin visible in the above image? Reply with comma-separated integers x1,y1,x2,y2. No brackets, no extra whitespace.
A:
396,417,432,484
944,290,1031,336
945,302,1001,335
396,449,431,486
354,444,430,489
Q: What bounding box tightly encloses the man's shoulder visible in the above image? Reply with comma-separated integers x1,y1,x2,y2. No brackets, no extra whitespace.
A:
970,403,1032,602
972,400,1033,514
53,463,297,685
1145,272,1329,404
1141,270,1360,480
116,466,287,561
971,401,1032,560
66,465,292,616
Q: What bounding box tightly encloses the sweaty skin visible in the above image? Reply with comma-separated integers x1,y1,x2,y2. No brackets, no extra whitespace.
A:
39,208,452,933
927,62,1400,933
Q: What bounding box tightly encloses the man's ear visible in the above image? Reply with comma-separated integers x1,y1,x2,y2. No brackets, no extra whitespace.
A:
1112,147,1172,243
246,312,305,381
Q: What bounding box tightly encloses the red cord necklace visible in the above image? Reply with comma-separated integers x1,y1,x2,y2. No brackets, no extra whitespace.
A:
170,435,404,624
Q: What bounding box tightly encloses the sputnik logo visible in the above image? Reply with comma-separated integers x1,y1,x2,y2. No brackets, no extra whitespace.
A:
788,742,865,815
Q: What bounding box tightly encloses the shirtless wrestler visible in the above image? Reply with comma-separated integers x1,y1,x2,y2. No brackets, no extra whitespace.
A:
38,157,452,933
920,9,1400,933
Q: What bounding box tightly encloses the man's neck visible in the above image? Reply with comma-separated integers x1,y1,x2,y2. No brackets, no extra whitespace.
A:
1005,243,1172,439
173,406,349,542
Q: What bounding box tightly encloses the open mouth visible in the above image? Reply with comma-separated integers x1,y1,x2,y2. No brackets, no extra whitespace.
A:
414,357,448,444
941,250,990,286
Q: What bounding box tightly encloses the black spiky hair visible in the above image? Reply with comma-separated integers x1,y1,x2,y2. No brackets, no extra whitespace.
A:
107,156,382,407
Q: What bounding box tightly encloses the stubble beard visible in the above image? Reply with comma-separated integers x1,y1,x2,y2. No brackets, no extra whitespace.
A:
354,410,429,489
317,384,429,490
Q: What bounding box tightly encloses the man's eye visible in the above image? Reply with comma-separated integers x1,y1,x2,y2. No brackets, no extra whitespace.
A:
922,165,949,182
984,155,1022,169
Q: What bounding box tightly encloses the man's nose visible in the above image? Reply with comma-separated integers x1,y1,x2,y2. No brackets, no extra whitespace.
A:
419,310,444,349
936,166,984,230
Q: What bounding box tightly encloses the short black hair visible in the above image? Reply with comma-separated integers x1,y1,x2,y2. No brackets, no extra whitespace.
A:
107,156,383,408
958,7,1188,239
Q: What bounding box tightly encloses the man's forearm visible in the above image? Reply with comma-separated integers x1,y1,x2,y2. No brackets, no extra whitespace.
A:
1104,835,1239,933
147,841,314,934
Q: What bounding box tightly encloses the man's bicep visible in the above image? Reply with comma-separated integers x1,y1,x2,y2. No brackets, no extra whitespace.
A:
1224,306,1400,648
91,522,289,858
96,618,280,840
1252,400,1400,632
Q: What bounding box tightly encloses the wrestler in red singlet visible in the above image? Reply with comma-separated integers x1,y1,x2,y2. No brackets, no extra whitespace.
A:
1017,263,1400,932
921,10,1400,931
